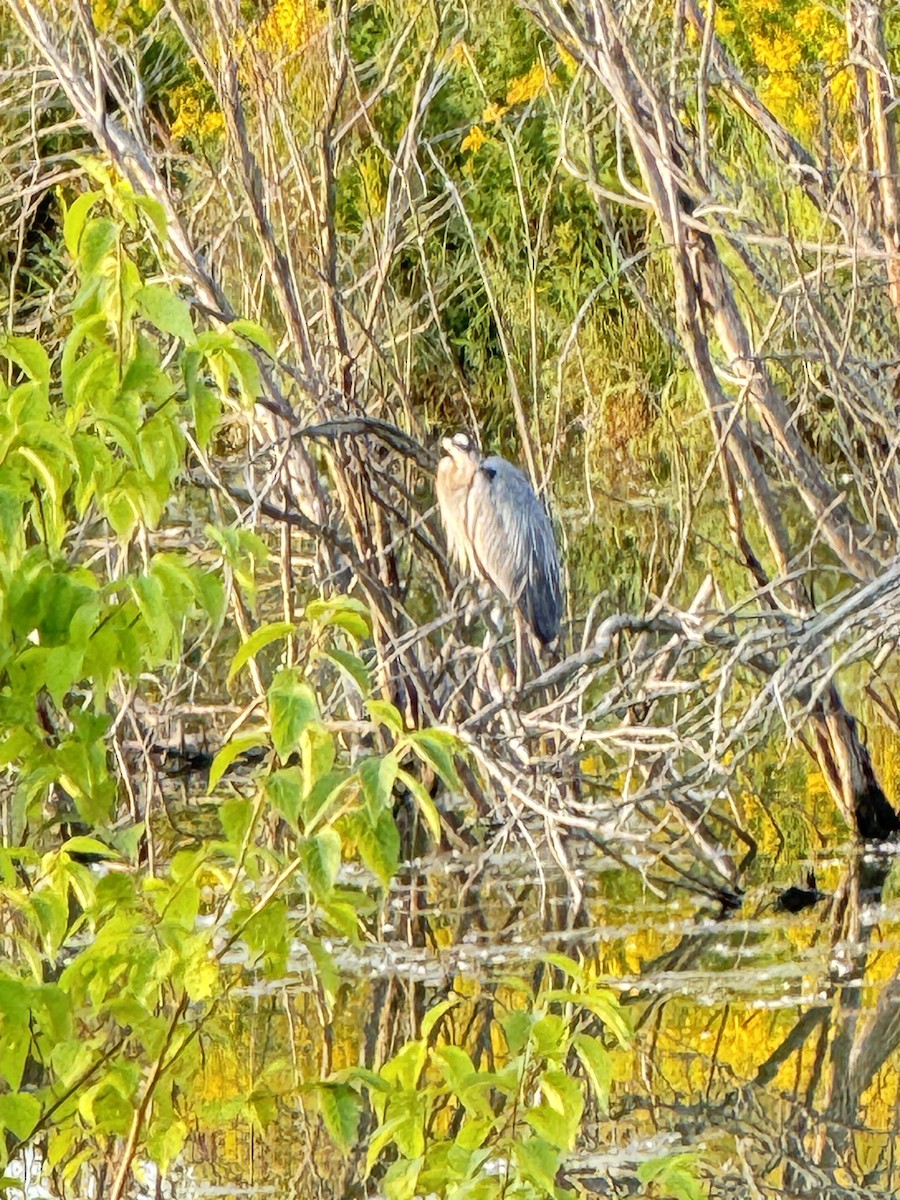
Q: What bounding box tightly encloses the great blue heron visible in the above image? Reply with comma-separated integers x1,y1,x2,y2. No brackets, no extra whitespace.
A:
435,431,562,678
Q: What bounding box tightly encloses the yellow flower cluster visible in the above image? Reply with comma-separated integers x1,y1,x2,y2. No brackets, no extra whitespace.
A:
727,0,851,140
252,0,325,55
462,60,553,155
169,85,225,143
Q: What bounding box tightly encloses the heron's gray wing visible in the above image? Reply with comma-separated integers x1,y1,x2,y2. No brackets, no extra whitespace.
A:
466,457,562,644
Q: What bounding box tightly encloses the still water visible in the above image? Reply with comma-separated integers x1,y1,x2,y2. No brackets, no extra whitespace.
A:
159,837,900,1199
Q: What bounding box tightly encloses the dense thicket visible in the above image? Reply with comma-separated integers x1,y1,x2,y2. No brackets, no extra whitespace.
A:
2,0,900,1196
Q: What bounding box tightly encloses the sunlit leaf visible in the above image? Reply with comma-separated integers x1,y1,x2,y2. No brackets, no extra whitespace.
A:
408,729,461,790
637,1154,706,1200
513,1137,560,1197
208,732,268,792
0,1093,40,1140
63,190,101,257
573,1034,612,1111
318,1083,360,1152
367,699,405,735
396,769,442,844
268,668,319,758
135,285,196,344
230,319,276,356
227,620,294,687
322,647,370,695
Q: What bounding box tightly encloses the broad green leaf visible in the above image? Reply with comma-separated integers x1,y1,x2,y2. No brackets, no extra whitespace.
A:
530,1014,566,1058
359,753,398,814
135,285,196,344
524,1103,572,1151
512,1137,560,1198
408,729,461,790
209,732,268,791
537,1069,583,1149
0,1014,30,1091
365,1113,409,1178
573,1034,612,1110
305,595,371,641
0,336,50,389
382,1156,422,1200
228,621,294,687
318,1083,360,1152
637,1154,706,1200
268,668,319,758
221,796,256,845
301,725,336,795
345,809,399,885
63,190,101,257
62,837,117,861
367,699,405,735
266,767,302,827
396,769,442,844
0,1093,40,1140
230,319,276,356
381,1039,426,1092
322,647,370,695
302,829,341,898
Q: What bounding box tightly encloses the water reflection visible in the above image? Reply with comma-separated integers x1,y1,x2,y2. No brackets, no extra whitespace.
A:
172,840,900,1197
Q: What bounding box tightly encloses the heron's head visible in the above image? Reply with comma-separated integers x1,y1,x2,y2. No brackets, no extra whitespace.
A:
439,430,481,466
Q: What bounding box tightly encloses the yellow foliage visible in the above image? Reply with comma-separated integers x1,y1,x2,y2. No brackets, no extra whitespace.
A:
462,125,489,154
252,0,325,55
447,41,470,69
506,63,551,107
169,85,225,143
557,46,578,77
795,4,825,38
481,102,508,124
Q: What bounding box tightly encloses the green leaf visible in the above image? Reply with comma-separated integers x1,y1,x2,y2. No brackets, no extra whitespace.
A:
221,796,255,845
322,647,370,695
63,190,101,257
301,725,335,795
208,732,268,791
573,1034,612,1110
524,1103,572,1151
383,1156,423,1200
135,285,196,344
345,809,399,885
305,595,372,641
535,1069,583,1150
637,1154,706,1200
358,754,398,814
268,669,319,759
0,336,50,389
62,837,117,861
318,1083,360,1152
367,699,405,735
408,729,461,790
513,1137,561,1198
0,1093,41,1140
266,767,302,828
227,620,295,687
302,830,342,898
230,319,276,356
396,769,442,844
